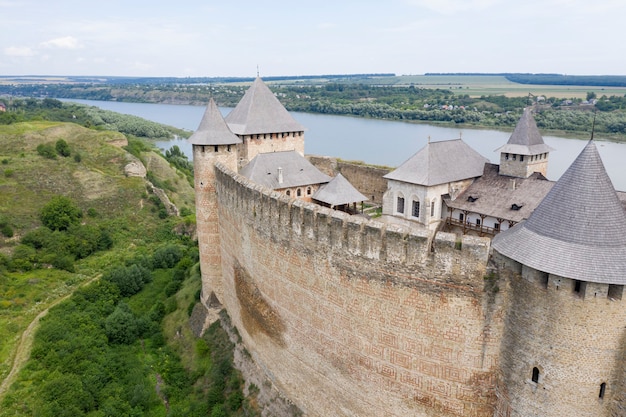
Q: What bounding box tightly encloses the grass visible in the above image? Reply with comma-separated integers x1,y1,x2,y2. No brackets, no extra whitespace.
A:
0,120,196,394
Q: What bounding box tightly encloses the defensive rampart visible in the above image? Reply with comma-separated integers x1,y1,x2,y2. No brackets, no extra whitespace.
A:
307,155,391,204
213,162,504,416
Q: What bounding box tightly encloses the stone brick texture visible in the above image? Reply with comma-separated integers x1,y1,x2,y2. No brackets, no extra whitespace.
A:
208,162,507,417
307,156,391,205
194,155,626,416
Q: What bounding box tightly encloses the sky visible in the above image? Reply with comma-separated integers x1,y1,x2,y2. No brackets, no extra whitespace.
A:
1,0,625,78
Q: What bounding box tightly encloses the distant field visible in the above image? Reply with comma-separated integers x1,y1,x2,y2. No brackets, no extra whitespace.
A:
4,73,626,100
355,75,626,99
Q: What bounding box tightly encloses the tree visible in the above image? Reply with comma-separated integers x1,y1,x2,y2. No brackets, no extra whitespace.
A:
105,303,139,344
40,195,83,231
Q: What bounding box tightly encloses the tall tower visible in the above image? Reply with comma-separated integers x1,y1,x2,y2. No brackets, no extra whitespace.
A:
225,77,305,167
188,98,241,308
492,140,626,416
496,108,553,178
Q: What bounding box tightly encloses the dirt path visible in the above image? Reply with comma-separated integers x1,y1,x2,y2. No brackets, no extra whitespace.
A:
0,275,100,401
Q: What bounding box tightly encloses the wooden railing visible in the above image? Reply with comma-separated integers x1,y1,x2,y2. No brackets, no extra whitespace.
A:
446,218,500,236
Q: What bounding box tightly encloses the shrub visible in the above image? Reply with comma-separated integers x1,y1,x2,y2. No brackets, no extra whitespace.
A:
51,254,76,272
102,264,151,297
4,169,14,177
105,303,139,344
55,139,71,157
40,195,83,231
152,244,183,269
73,152,82,163
36,143,57,159
0,220,13,237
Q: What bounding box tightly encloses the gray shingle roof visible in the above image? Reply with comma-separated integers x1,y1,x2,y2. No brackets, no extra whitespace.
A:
188,98,242,146
312,173,368,206
492,140,626,284
239,151,331,190
225,77,305,135
444,164,553,222
495,108,553,155
383,139,489,186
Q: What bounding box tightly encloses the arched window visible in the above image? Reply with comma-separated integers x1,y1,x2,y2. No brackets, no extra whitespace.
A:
531,367,540,383
306,187,311,195
297,188,302,197
412,200,420,218
599,383,606,399
286,190,291,196
397,196,405,214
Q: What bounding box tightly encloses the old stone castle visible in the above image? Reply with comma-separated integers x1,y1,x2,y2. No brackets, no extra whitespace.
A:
189,78,626,417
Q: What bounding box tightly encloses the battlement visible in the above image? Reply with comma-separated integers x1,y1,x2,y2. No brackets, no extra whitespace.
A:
215,161,490,284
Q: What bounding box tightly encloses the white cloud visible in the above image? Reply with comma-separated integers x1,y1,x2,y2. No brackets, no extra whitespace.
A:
41,36,81,49
4,46,35,57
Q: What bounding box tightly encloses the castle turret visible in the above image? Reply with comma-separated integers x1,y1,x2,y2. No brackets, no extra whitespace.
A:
225,77,305,166
492,140,626,416
188,98,241,308
496,108,553,178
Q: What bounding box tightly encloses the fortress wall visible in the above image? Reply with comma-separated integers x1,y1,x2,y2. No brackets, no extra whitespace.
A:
214,162,504,417
492,251,626,417
307,155,391,204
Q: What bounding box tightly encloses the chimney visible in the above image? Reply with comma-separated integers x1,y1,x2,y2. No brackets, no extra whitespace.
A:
278,167,283,184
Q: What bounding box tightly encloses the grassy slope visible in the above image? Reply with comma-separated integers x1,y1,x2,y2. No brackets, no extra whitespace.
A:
0,121,194,385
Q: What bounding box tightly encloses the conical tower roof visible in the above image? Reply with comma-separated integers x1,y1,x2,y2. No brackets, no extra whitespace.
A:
495,108,553,155
188,98,241,146
492,140,626,284
225,77,305,135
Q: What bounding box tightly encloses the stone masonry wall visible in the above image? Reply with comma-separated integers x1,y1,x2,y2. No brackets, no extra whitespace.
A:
212,162,505,416
307,156,391,204
492,251,626,417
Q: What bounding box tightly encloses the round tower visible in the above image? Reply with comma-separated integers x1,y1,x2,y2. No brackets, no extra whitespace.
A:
496,107,553,178
492,140,626,417
188,98,241,308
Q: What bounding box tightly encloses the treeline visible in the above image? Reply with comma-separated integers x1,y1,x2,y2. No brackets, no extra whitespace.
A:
0,97,182,139
505,73,626,87
4,83,626,137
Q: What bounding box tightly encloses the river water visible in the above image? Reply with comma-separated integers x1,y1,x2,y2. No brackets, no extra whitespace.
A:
64,99,626,190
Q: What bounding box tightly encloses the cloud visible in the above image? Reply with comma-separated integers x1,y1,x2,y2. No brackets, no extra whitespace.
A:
4,46,35,57
41,36,81,49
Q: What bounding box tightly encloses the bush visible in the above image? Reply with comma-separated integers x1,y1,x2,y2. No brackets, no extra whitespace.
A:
36,143,57,159
0,220,13,237
103,264,151,297
55,139,71,157
40,195,83,231
74,152,82,163
152,244,183,269
105,303,139,344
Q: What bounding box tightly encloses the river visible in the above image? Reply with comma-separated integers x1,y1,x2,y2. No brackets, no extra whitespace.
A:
64,99,626,190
